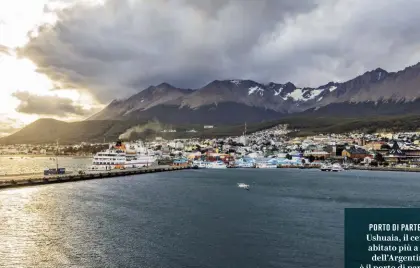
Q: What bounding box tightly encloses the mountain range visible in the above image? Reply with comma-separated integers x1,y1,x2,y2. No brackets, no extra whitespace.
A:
2,62,420,144
89,62,420,124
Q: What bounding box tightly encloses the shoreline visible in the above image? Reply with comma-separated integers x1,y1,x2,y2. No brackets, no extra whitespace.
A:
277,166,420,173
1,165,419,190
349,166,420,173
2,165,419,179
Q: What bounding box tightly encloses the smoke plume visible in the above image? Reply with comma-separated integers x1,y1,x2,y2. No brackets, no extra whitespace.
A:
118,121,164,140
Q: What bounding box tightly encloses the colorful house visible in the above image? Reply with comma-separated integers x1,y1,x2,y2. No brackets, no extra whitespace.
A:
342,147,369,159
172,158,189,167
375,141,420,163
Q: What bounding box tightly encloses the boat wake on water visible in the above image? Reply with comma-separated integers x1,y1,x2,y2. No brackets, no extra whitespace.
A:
237,183,250,190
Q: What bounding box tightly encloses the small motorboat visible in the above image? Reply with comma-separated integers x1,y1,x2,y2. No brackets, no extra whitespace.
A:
192,160,207,169
331,163,344,172
320,164,332,171
237,183,250,190
255,162,277,169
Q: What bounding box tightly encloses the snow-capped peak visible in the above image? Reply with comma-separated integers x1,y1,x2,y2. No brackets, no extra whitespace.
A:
329,86,337,92
248,86,264,96
230,80,241,86
287,88,305,101
285,88,325,102
308,89,324,99
274,87,283,96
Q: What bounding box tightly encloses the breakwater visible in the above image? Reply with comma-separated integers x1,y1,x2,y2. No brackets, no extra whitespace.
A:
278,165,420,172
1,164,418,191
0,165,189,190
277,165,319,169
350,166,420,173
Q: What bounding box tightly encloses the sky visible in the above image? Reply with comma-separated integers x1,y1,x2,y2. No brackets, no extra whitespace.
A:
1,0,420,137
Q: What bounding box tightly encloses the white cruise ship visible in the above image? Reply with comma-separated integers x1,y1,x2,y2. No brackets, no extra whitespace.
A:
87,140,157,172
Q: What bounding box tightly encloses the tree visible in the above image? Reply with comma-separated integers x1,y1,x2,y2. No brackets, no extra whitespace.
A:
380,144,391,150
374,153,385,163
155,145,162,151
263,141,271,146
308,155,315,163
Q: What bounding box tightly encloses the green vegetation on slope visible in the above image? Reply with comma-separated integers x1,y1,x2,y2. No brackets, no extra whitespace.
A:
0,119,137,144
280,115,420,136
1,114,419,144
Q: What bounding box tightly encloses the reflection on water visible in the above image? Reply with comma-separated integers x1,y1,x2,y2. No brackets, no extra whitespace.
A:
0,156,91,175
0,183,107,268
0,188,48,267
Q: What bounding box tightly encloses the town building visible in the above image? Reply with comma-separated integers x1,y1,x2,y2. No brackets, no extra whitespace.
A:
342,147,369,160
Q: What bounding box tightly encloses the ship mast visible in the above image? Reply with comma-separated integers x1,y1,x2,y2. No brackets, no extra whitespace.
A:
55,139,59,171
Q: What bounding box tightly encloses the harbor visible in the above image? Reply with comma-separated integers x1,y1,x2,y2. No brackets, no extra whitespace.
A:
1,127,420,191
2,125,420,177
2,163,420,191
2,147,420,191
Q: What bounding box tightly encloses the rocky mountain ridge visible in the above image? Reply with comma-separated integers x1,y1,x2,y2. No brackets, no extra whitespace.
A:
89,62,420,124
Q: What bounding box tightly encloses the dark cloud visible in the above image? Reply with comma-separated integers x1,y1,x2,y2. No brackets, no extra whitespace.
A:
19,0,420,103
12,91,92,116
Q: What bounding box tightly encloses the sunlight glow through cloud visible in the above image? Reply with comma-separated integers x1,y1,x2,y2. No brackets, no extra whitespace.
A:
0,0,102,136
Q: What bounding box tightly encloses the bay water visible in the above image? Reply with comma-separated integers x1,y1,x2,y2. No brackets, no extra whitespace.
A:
0,169,419,267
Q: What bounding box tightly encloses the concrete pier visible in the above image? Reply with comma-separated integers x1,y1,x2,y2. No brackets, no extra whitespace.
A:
0,165,190,190
1,164,418,190
277,165,420,172
349,166,420,173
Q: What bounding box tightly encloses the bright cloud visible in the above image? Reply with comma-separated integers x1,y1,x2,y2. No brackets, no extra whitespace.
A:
0,0,102,135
